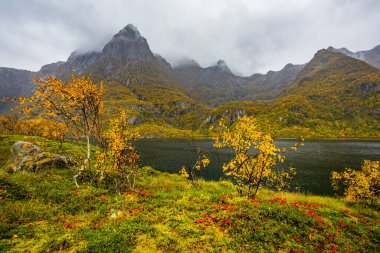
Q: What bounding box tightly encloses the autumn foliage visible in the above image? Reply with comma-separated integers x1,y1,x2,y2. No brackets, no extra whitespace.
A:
332,160,380,203
214,116,298,198
15,118,66,145
13,74,105,186
106,111,140,192
93,111,140,193
0,114,19,133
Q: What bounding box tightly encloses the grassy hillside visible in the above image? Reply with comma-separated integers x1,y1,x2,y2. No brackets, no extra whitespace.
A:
1,135,379,252
102,79,211,137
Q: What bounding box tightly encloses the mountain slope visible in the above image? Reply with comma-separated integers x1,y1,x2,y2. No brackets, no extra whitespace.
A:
207,50,380,138
328,45,380,69
243,63,305,100
287,49,380,97
174,60,304,105
174,60,248,106
0,68,36,113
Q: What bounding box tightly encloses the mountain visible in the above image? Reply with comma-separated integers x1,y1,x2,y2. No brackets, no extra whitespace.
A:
174,59,304,106
2,24,305,111
288,49,380,96
328,45,380,69
0,68,36,113
207,50,380,138
243,63,305,100
174,59,248,106
1,24,379,137
40,24,171,79
37,24,210,133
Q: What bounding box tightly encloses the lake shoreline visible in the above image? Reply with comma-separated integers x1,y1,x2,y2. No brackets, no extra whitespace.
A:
135,138,380,196
138,136,380,142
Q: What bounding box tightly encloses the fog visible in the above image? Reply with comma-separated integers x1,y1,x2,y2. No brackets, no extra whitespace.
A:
0,0,379,75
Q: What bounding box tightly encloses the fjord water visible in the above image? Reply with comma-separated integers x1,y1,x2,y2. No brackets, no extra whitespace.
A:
135,139,380,196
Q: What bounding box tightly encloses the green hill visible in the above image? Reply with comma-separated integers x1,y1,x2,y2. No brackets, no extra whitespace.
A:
103,78,211,136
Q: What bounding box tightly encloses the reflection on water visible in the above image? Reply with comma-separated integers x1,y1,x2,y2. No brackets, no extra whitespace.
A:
135,139,380,196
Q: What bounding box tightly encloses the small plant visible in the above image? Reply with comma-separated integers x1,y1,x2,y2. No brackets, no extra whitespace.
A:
179,143,210,187
266,166,299,192
331,160,380,203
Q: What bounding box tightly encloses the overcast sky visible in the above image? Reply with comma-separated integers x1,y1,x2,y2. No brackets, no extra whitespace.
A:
0,0,379,76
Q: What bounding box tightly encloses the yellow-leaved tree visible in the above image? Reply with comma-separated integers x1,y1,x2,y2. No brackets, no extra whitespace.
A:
214,116,299,198
15,74,105,186
104,111,140,193
331,160,380,203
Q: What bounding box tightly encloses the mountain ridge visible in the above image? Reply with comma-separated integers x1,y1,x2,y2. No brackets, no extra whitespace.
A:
327,45,380,69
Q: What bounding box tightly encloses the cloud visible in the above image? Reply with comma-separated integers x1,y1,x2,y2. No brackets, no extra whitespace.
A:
0,0,379,75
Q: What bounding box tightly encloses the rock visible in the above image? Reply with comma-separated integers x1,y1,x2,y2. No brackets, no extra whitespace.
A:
230,110,247,123
359,82,380,98
11,141,41,161
289,106,301,113
205,114,218,124
10,141,71,172
205,110,247,125
136,94,146,101
127,115,141,125
373,108,380,116
177,101,190,109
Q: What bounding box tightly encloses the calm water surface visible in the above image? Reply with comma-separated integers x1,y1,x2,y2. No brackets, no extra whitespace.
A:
135,139,380,196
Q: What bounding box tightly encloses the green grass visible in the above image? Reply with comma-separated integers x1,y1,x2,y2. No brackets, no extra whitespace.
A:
0,135,379,252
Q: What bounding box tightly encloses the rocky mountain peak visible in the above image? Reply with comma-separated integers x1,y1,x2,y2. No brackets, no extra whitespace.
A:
101,24,155,62
174,57,201,69
312,49,338,62
283,63,296,70
215,60,231,72
65,51,101,74
113,24,141,40
372,44,380,52
327,46,355,57
217,59,227,67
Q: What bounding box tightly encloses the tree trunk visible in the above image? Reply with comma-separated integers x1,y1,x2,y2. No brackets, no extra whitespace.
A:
73,134,91,187
86,134,91,169
252,178,262,198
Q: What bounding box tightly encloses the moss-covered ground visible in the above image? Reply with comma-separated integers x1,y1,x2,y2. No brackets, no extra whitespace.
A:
0,135,379,252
